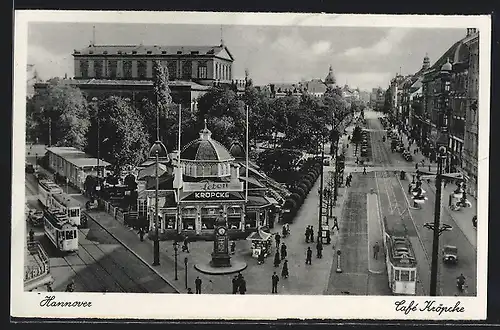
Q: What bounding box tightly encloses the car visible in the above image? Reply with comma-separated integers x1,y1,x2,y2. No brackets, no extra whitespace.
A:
25,162,35,174
442,245,458,264
29,210,44,226
323,155,332,165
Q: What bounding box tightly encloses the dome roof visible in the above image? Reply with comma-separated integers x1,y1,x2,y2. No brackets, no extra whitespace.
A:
325,65,336,85
180,120,234,162
441,58,452,71
229,141,245,159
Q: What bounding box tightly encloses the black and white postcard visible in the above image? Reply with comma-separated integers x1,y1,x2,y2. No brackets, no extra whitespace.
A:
12,11,491,320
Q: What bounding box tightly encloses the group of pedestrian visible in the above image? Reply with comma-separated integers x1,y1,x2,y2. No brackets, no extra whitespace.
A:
232,273,247,294
305,225,315,243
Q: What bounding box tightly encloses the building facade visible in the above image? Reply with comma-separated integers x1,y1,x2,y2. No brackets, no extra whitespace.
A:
139,124,283,240
34,43,245,110
414,29,476,171
462,29,479,197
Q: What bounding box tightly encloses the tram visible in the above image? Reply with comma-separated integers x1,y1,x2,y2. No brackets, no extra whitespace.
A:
383,215,417,295
43,207,79,253
49,192,82,227
38,180,63,208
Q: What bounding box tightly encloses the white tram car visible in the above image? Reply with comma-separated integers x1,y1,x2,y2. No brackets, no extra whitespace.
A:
49,193,82,227
383,215,417,295
38,180,63,208
43,208,79,253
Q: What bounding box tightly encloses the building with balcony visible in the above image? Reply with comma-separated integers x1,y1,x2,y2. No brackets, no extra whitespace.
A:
419,29,475,172
34,42,246,111
462,29,479,197
402,54,430,130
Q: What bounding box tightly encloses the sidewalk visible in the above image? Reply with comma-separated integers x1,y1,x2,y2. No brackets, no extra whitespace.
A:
83,170,348,295
398,134,477,249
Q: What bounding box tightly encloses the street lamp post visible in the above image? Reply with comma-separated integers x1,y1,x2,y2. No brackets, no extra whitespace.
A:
173,241,179,280
153,148,160,266
92,97,100,178
318,138,325,242
184,257,188,289
429,146,445,296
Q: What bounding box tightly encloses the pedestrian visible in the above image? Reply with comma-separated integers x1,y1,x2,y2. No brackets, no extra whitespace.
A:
232,275,239,294
187,288,193,294
346,176,351,187
230,241,236,254
282,224,287,237
65,280,75,292
316,240,323,258
29,228,34,242
258,249,265,265
415,163,419,170
275,233,281,248
271,272,280,294
363,166,367,175
138,227,144,242
46,284,53,292
310,226,314,243
428,164,431,172
195,276,202,294
305,226,310,243
332,216,339,231
280,242,287,260
239,277,247,294
182,236,190,253
306,247,312,265
274,251,281,267
373,241,380,260
281,260,289,278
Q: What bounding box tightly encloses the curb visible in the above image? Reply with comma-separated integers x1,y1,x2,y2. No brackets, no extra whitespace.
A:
85,212,181,293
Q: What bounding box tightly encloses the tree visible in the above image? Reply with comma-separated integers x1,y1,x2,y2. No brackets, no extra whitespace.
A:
383,89,393,116
196,86,245,147
256,148,303,184
351,126,363,155
26,78,90,148
242,85,274,144
96,96,150,174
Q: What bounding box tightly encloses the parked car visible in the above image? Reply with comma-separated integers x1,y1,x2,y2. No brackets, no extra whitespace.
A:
25,162,35,174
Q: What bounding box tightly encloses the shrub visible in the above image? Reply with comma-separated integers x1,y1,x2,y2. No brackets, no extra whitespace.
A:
298,183,309,194
293,186,306,199
301,178,313,191
290,192,303,206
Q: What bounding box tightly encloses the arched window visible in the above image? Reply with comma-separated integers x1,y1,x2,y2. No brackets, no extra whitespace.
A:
94,60,103,78
80,60,89,78
137,60,147,79
211,164,218,175
123,60,132,78
182,60,192,79
198,61,207,79
167,61,176,79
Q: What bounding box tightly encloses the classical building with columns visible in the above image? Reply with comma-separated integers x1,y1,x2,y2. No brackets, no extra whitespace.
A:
137,122,284,240
34,42,245,110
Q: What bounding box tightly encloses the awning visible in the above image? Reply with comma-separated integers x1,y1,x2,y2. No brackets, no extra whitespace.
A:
246,195,272,208
246,229,272,241
265,196,280,205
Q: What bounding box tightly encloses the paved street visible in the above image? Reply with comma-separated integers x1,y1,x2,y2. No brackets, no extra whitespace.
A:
25,173,176,293
366,110,477,296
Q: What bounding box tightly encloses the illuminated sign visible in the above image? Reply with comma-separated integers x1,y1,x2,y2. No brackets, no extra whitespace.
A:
183,181,243,192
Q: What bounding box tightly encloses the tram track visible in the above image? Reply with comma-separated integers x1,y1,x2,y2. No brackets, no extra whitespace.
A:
60,225,151,293
368,118,436,295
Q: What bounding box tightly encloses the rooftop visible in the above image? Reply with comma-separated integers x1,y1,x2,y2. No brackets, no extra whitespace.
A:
46,147,111,168
73,44,234,61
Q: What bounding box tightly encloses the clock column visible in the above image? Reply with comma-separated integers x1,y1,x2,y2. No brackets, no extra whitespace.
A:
210,209,231,267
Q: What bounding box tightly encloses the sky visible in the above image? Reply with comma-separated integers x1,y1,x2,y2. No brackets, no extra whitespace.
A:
27,23,467,91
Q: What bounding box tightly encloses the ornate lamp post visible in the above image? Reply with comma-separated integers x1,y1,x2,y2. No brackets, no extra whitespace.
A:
184,257,188,289
148,140,168,266
173,241,179,280
91,97,100,178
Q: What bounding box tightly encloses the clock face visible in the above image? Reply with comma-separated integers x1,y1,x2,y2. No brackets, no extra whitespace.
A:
217,227,226,235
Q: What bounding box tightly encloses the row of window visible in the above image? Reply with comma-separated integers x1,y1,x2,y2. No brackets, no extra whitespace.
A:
183,162,232,177
78,59,231,80
393,268,416,282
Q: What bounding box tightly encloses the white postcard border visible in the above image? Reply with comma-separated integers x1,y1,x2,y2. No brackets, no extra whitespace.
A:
12,11,491,320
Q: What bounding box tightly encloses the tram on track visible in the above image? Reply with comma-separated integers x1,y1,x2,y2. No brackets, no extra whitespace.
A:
49,192,82,227
383,215,417,295
43,207,79,253
38,180,63,208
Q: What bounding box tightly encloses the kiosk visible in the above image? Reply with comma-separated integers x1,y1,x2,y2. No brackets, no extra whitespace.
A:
247,229,273,258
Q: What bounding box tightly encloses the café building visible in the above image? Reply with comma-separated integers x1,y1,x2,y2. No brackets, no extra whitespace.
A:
139,123,281,240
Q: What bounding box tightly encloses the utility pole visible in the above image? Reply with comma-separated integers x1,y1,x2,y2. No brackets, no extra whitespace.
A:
333,135,338,203
430,148,444,296
48,118,52,147
318,138,324,243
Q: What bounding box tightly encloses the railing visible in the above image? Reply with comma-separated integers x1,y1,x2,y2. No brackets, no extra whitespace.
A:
25,242,50,284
